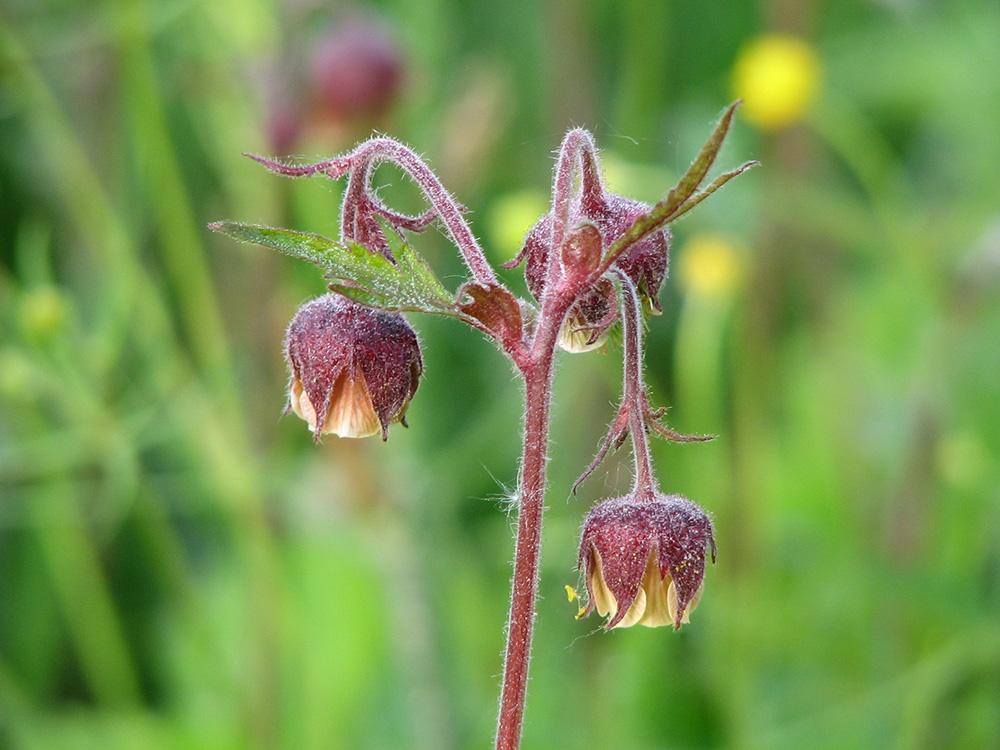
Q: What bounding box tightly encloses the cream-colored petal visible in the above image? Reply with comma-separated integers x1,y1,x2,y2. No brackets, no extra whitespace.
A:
665,579,702,625
637,553,674,628
615,551,665,628
558,316,608,353
615,586,647,628
289,379,319,430
589,548,617,619
324,368,381,438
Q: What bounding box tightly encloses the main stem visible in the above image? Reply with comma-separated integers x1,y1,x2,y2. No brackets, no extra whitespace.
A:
495,364,551,750
495,291,570,750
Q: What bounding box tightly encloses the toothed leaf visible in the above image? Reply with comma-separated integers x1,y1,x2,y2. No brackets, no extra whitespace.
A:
210,221,463,317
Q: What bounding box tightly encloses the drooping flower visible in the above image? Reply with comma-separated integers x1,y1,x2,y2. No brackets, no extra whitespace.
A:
517,195,669,352
578,492,715,629
504,131,670,353
284,294,422,440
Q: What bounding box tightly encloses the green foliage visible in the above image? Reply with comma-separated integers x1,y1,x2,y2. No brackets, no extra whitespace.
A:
209,221,461,316
2,1,1000,749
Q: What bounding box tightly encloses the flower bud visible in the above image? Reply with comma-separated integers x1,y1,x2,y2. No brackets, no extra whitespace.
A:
518,193,669,351
309,15,404,125
578,492,715,629
284,294,422,440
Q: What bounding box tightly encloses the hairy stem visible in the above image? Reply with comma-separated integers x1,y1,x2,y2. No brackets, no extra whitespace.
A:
546,129,602,292
616,271,657,495
495,285,575,750
345,139,499,287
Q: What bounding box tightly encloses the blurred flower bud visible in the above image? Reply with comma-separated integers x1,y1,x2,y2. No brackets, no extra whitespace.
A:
266,79,303,156
284,294,422,440
578,493,715,629
518,193,669,351
309,15,403,124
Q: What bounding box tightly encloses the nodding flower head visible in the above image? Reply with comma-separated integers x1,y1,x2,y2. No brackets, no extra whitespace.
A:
284,294,422,440
578,492,715,629
517,193,669,352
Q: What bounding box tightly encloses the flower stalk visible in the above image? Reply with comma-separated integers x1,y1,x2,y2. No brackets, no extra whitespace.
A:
615,270,657,496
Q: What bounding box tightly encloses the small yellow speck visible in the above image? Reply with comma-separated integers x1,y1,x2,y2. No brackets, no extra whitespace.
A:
566,585,587,618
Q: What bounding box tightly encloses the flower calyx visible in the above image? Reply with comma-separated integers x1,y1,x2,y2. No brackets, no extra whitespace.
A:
578,492,716,630
284,293,422,441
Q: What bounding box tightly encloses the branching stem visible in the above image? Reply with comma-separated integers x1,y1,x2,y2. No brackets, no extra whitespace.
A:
343,139,499,287
235,110,751,750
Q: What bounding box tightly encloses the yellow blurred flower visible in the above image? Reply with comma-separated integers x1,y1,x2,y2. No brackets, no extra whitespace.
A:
0,348,34,400
732,34,821,130
678,233,743,301
487,190,550,265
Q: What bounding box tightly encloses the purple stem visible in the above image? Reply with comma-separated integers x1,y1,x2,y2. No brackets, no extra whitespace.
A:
494,273,584,750
614,270,657,496
546,129,602,291
343,138,499,287
247,142,498,287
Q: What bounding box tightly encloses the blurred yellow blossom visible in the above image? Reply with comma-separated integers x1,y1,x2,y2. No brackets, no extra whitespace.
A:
0,348,34,400
678,233,744,301
487,190,550,265
732,34,821,130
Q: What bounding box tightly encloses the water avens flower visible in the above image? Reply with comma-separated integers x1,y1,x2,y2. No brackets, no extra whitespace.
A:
284,294,422,440
579,492,716,629
505,133,670,352
212,103,754,749
518,196,669,351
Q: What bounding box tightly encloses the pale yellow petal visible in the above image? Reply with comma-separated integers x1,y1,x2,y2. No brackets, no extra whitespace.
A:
324,368,381,438
637,553,674,628
589,548,617,619
289,378,319,430
600,550,655,629
666,579,702,625
559,316,608,353
614,587,647,628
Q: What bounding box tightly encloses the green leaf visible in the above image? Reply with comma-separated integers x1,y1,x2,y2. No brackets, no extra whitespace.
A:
209,221,463,316
599,101,756,272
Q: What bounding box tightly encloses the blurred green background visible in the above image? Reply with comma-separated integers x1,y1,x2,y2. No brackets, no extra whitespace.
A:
2,0,999,748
